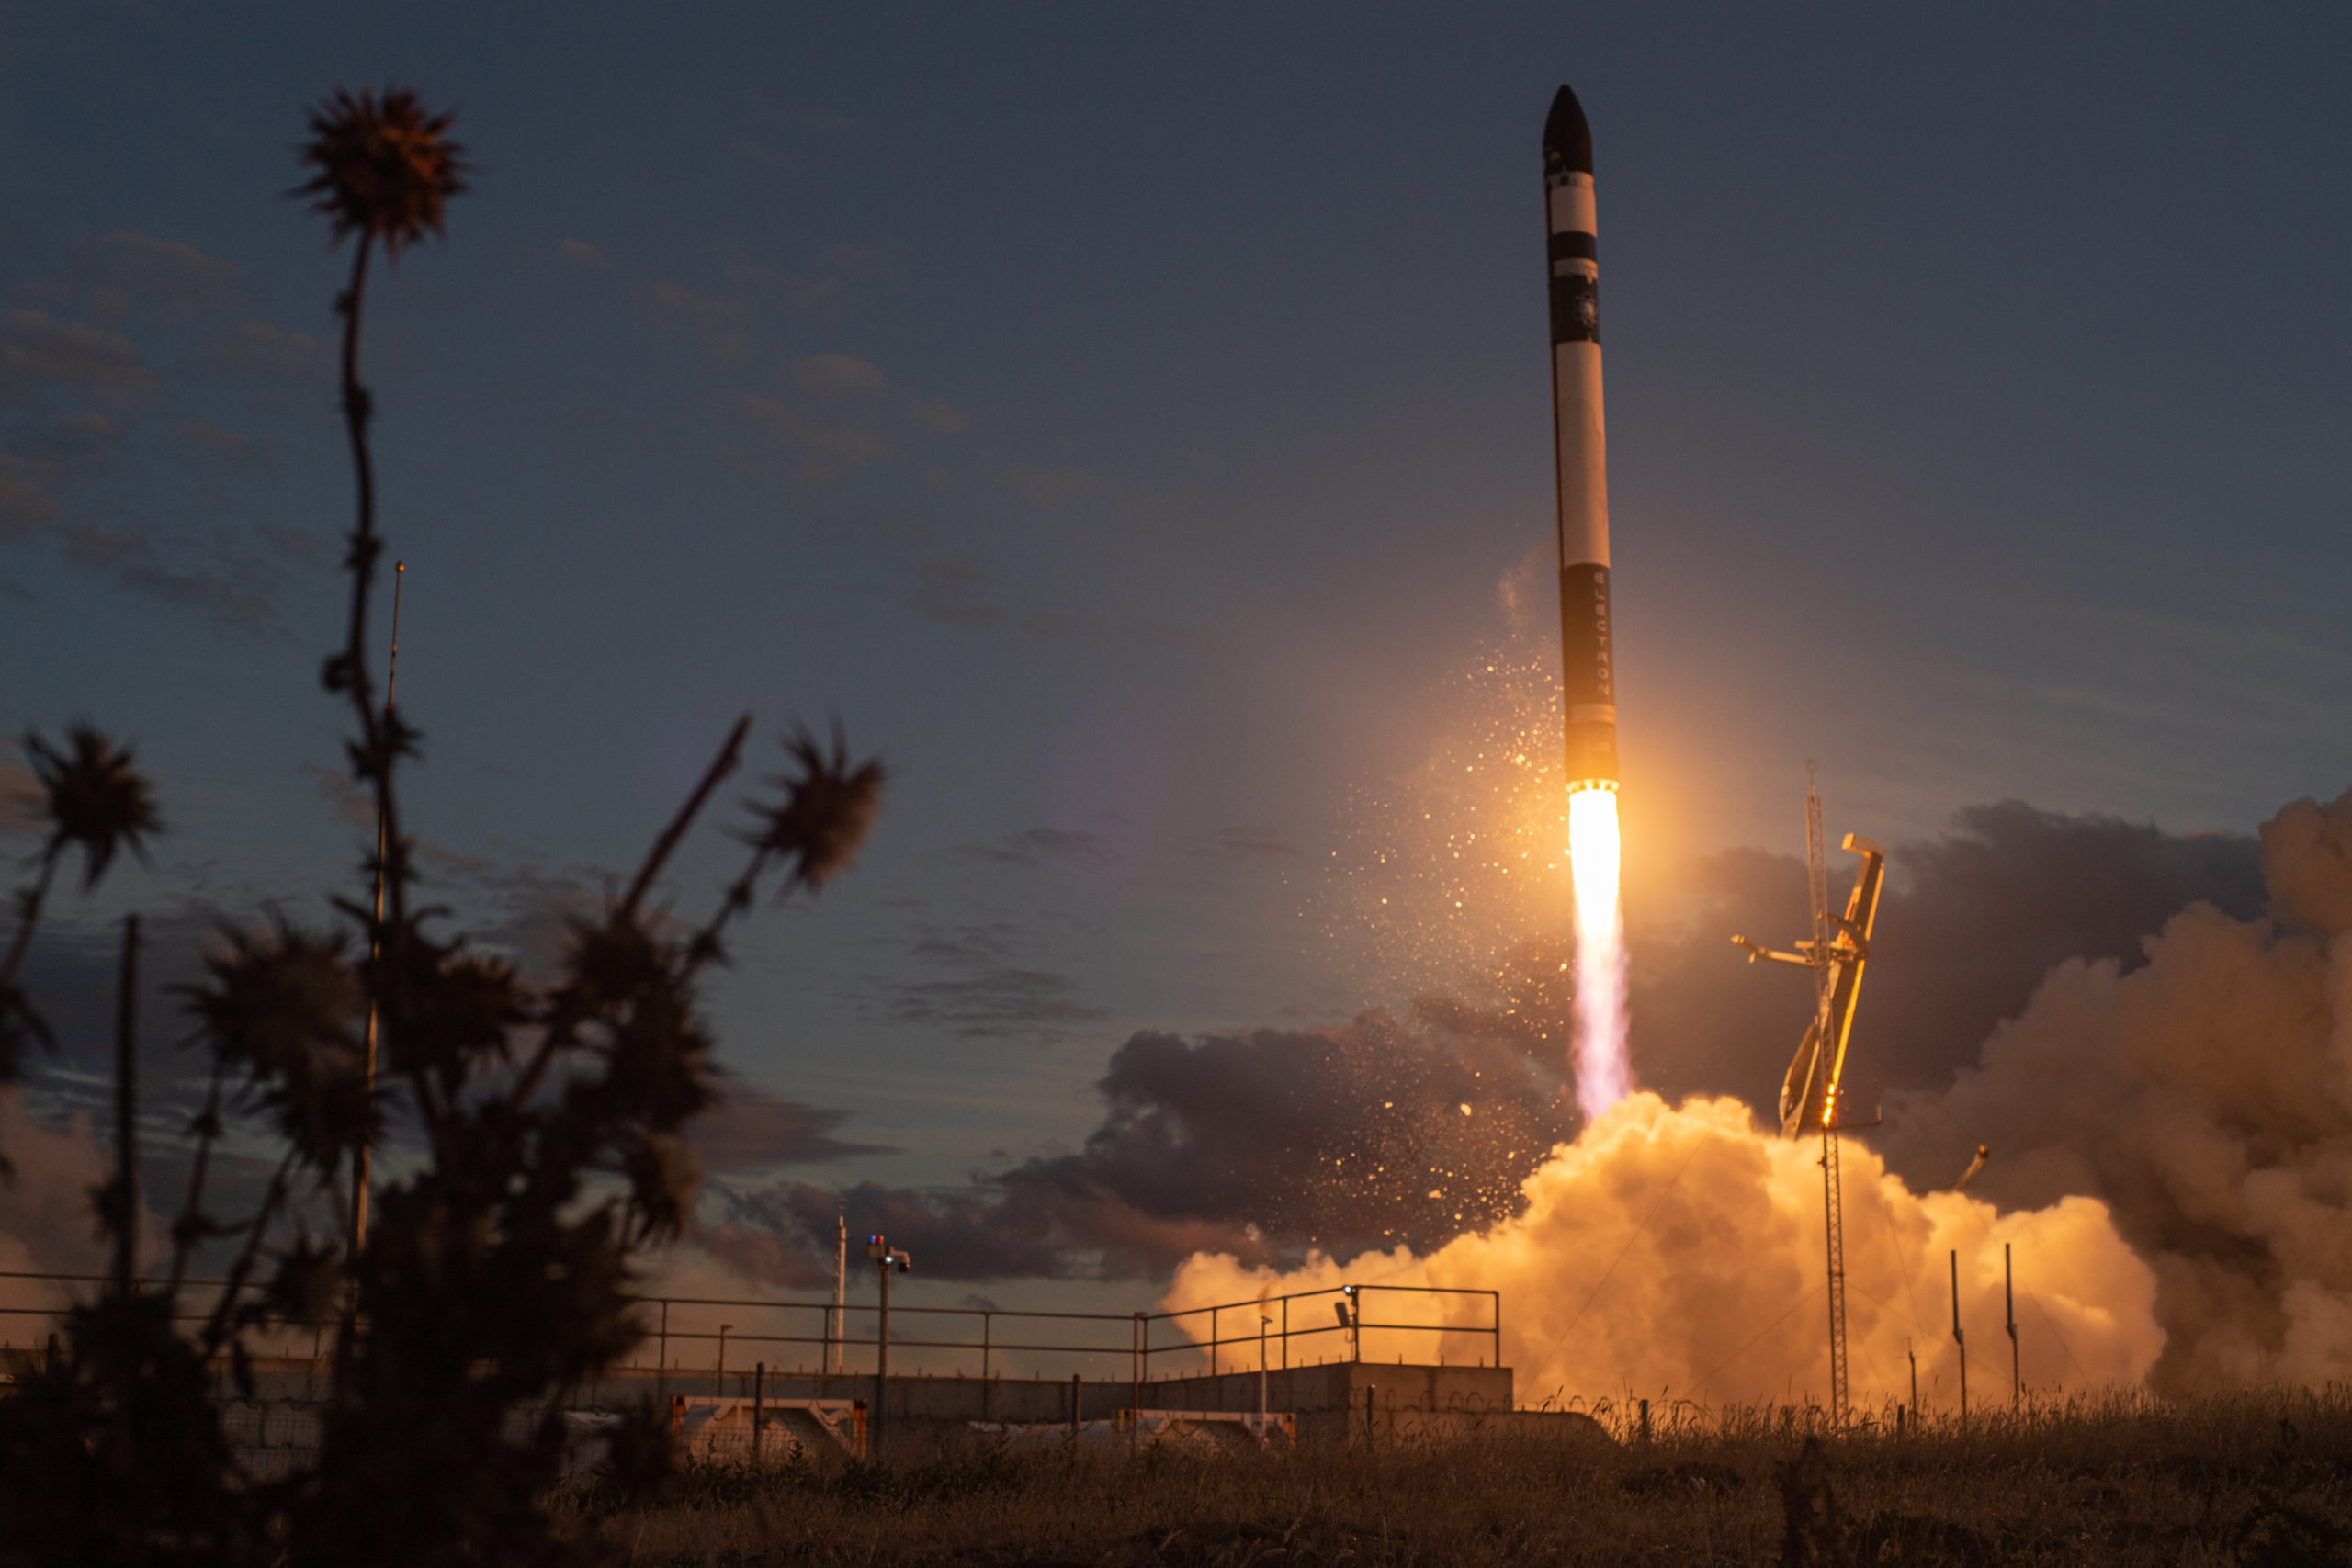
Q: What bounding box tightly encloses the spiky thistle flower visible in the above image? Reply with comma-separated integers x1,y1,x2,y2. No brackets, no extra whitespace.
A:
742,721,887,894
295,86,469,256
25,726,160,890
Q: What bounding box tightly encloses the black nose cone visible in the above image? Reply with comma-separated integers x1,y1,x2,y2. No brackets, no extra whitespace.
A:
1544,85,1592,175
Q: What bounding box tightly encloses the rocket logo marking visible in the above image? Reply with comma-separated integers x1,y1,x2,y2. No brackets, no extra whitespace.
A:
1550,274,1600,345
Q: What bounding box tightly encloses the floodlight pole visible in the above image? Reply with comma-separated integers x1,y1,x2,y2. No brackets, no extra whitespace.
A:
866,1235,910,1456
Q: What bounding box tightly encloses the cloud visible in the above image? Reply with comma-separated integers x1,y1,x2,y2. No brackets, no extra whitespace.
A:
0,1089,163,1291
957,829,1115,870
0,754,38,837
57,522,277,632
907,398,967,434
740,394,888,480
908,556,1006,630
557,238,614,269
175,422,277,473
8,907,238,1141
207,321,331,378
1167,1094,2160,1407
788,355,887,398
1212,826,1295,859
796,108,863,139
648,283,750,359
699,1013,1574,1284
1618,803,2267,1116
884,964,1106,1041
689,1078,893,1175
878,917,1113,1040
0,457,62,537
1873,785,2352,1393
998,467,1095,504
68,231,239,321
0,310,158,402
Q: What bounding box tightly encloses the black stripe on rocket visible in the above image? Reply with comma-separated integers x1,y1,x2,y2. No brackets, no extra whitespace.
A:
1549,271,1599,345
1558,564,1619,784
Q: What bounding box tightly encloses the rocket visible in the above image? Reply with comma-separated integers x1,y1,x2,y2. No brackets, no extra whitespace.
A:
1544,85,1618,792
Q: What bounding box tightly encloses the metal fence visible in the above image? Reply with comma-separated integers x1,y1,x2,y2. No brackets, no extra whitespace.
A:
632,1280,1501,1385
0,1270,1502,1384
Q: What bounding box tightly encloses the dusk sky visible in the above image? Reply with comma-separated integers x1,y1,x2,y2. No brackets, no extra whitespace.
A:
5,5,2351,1297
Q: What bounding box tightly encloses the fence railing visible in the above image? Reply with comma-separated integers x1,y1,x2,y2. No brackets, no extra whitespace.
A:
0,1271,1503,1387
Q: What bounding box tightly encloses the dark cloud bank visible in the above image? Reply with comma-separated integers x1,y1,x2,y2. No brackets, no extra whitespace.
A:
703,798,2283,1325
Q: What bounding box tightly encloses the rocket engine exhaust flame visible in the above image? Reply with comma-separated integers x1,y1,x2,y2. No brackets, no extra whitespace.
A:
1567,784,1629,1119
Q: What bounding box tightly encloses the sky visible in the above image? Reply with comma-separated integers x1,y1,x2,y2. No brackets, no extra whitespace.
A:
3,4,2351,1311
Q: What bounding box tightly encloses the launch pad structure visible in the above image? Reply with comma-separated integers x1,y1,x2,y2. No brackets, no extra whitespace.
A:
1733,774,1888,1424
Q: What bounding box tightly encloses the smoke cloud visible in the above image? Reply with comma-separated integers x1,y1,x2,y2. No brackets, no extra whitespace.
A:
1164,1092,2160,1407
1877,788,2352,1393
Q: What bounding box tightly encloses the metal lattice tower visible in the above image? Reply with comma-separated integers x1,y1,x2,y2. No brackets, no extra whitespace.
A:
1805,768,1850,1426
1822,1120,1849,1423
1731,773,1888,1431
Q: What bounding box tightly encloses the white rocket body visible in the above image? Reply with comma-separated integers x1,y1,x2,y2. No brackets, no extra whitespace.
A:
1545,85,1619,791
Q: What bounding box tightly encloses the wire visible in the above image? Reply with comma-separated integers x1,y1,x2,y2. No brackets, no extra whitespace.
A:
1692,1283,1824,1394
1528,1138,1706,1382
2020,1289,2087,1382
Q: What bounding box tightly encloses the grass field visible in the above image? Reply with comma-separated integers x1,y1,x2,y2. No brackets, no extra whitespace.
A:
569,1387,2352,1565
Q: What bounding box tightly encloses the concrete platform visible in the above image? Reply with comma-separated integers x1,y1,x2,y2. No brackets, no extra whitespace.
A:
0,1349,1607,1460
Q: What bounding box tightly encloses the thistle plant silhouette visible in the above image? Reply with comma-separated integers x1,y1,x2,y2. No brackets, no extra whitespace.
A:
0,85,884,1566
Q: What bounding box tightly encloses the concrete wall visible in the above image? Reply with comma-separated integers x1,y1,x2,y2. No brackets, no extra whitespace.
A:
2,1348,1583,1461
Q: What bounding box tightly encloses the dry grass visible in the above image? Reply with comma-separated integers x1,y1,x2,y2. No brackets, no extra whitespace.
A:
564,1387,2352,1565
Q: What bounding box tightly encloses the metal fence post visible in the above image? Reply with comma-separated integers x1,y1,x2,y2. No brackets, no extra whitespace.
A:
752,1362,764,1463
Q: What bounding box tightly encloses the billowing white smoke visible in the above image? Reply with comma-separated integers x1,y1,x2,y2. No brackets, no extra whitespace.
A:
1166,1092,2159,1407
1885,788,2352,1393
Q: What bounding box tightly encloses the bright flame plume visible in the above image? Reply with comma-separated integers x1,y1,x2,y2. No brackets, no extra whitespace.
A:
1567,784,1629,1119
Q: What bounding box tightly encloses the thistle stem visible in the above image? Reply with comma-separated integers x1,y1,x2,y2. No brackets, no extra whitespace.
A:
166,1055,230,1295
110,912,140,1300
0,847,62,987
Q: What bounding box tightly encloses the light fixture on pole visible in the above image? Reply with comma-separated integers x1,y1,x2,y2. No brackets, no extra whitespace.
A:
865,1235,911,1452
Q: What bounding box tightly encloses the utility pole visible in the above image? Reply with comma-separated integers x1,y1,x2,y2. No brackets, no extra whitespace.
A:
354,559,403,1256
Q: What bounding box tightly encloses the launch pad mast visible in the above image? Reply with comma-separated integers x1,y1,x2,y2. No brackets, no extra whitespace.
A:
1731,773,1886,1424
